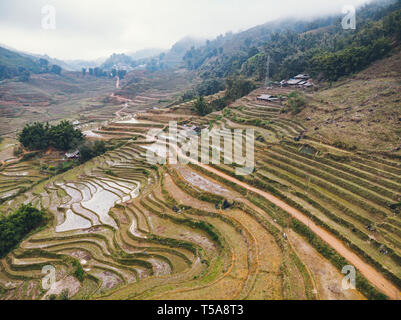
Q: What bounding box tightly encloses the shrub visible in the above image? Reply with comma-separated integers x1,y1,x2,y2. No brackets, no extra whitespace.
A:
193,96,212,116
78,140,107,163
59,289,69,300
72,260,84,282
287,91,306,114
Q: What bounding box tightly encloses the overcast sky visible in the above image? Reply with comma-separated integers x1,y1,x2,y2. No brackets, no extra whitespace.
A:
0,0,372,60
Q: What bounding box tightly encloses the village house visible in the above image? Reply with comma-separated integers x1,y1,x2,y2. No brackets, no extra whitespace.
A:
64,150,80,160
294,74,310,80
257,94,279,102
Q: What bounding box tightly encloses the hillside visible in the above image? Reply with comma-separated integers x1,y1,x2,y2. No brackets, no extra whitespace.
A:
0,46,42,80
183,0,401,83
295,47,401,152
0,71,117,136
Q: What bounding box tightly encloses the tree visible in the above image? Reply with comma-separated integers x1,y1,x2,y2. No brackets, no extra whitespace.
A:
39,58,49,72
117,69,127,79
18,122,50,150
17,67,30,82
18,121,83,151
50,64,61,75
39,58,48,68
193,96,211,116
196,79,225,96
81,68,86,76
225,77,256,102
48,120,83,151
93,140,106,155
78,140,107,163
78,144,94,163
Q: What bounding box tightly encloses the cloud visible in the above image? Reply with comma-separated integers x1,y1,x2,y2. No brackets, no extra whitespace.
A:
0,0,372,60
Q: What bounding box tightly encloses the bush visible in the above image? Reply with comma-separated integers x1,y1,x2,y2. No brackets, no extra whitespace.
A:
193,96,212,116
59,289,69,300
72,260,84,282
104,169,116,176
286,91,306,114
13,146,23,157
78,140,107,163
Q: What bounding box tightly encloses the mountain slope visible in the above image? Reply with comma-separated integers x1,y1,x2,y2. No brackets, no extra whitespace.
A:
294,46,401,152
183,0,401,82
0,46,42,80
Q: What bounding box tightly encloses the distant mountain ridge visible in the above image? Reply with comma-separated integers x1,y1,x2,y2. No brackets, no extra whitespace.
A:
101,36,206,72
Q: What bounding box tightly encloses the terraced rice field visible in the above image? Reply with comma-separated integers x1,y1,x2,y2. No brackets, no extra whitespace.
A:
0,160,50,205
0,88,400,300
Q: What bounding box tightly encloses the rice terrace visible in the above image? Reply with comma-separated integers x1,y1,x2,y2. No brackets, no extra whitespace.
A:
0,0,401,305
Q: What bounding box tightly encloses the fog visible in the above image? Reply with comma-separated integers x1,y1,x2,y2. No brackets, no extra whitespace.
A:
0,0,372,60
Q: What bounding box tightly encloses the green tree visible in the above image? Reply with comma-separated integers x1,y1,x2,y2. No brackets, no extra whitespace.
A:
50,64,61,75
225,77,256,102
194,96,211,116
18,122,50,150
48,121,83,151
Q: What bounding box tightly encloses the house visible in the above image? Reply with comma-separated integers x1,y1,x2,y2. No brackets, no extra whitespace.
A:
294,74,310,80
287,79,303,86
280,80,288,87
257,94,279,102
65,150,80,159
303,80,314,87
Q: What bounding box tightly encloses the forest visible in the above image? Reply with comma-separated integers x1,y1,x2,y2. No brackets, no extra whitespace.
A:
183,0,401,83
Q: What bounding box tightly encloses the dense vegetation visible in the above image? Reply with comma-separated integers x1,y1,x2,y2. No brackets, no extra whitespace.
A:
193,96,211,116
0,204,46,258
192,77,255,116
18,121,83,151
182,79,226,101
184,0,401,82
224,77,256,102
0,47,62,81
78,140,107,163
0,47,41,81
